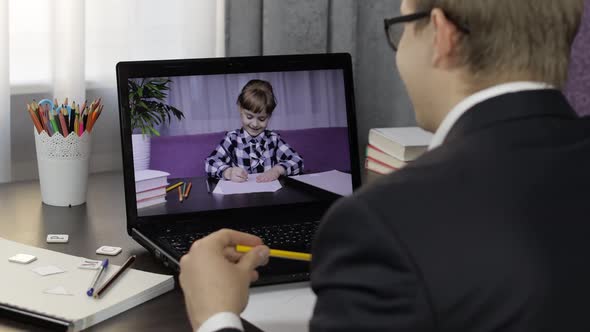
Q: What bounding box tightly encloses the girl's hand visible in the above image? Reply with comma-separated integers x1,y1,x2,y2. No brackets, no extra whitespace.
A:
256,166,285,183
224,167,248,182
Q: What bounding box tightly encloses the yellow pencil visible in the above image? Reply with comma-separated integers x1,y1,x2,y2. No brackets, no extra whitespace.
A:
166,181,184,192
236,245,312,262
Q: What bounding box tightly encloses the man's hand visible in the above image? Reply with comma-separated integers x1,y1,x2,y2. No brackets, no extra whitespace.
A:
179,229,270,330
256,166,285,183
223,167,248,182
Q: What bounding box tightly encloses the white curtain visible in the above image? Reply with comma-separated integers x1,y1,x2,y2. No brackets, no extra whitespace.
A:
2,0,224,183
159,70,348,136
0,0,9,183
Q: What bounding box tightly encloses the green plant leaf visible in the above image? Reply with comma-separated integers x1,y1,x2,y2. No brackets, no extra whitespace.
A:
128,77,185,137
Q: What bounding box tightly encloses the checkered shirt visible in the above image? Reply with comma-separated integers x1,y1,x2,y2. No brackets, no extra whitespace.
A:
205,129,304,179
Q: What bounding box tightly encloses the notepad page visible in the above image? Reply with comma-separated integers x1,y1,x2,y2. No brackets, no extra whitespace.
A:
0,238,174,331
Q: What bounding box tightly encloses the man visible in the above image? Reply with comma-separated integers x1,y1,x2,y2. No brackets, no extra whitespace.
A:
180,0,590,331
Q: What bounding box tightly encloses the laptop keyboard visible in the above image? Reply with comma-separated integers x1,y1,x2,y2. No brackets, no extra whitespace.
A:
160,221,318,256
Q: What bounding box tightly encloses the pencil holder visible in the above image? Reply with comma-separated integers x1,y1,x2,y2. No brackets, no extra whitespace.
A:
34,128,92,207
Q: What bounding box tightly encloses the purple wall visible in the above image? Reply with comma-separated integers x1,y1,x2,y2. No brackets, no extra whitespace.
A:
565,0,590,117
150,127,351,179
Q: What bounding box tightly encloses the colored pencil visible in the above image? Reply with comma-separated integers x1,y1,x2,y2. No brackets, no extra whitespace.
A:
25,97,104,137
58,111,69,137
178,186,183,202
183,182,192,198
166,182,183,192
27,105,43,134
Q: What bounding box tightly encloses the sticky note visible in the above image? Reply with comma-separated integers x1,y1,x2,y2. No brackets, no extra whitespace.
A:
32,266,65,276
44,286,73,296
8,254,37,264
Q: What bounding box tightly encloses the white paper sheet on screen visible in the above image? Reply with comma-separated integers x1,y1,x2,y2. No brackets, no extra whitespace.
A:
291,170,353,196
213,174,282,195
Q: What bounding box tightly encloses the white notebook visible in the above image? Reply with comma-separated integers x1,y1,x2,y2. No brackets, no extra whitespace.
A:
0,238,174,331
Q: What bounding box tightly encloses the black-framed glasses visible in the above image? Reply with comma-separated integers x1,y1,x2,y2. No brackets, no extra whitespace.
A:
384,11,470,51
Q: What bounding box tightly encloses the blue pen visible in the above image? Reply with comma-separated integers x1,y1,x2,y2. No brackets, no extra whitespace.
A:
87,259,109,297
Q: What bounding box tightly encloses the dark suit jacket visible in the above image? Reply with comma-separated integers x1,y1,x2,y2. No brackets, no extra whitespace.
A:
310,90,590,331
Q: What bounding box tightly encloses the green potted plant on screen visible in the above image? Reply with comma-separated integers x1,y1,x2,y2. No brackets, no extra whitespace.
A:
128,78,184,171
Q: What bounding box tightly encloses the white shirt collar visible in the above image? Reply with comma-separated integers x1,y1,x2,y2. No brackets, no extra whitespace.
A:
427,81,554,150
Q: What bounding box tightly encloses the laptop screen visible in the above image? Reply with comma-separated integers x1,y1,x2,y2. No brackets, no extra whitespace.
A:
118,55,359,224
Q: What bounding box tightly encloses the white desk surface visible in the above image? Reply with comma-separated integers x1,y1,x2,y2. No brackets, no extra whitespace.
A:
243,282,316,332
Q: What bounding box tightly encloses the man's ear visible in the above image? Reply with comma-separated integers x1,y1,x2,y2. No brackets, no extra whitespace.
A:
431,8,461,69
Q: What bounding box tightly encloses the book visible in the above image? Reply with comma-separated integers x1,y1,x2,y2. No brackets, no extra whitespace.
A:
368,127,432,161
135,170,170,193
136,186,167,201
365,157,397,175
0,237,174,331
137,194,166,209
366,144,407,169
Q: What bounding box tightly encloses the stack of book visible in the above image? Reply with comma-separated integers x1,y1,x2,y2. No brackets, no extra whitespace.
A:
366,127,433,175
135,170,170,209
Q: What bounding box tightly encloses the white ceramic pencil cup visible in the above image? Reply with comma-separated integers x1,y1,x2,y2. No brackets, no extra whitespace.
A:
34,128,92,207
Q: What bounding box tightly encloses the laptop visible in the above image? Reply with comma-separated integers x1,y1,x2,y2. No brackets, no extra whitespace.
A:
116,53,361,285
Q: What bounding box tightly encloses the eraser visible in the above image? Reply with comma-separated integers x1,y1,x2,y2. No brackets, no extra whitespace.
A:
96,246,122,256
9,254,37,264
47,234,69,243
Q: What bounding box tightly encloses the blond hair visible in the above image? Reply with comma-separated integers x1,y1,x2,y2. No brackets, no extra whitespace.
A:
413,0,584,88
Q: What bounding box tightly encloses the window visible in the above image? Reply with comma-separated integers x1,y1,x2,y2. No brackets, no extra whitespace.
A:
8,0,224,87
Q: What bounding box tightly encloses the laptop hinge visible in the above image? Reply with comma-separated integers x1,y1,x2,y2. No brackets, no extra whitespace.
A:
132,228,180,270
